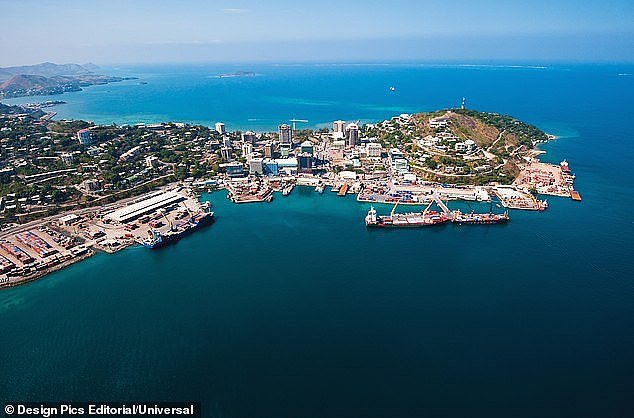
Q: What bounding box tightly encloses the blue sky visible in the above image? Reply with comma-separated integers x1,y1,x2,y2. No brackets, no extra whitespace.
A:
1,0,632,65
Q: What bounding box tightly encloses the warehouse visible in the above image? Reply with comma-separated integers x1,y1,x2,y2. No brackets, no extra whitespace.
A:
104,191,185,223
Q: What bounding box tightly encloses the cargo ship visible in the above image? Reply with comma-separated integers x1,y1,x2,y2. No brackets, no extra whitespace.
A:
452,210,509,225
138,211,214,249
365,200,450,228
451,199,510,225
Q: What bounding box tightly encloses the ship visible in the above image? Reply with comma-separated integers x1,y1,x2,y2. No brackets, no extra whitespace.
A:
452,210,509,225
451,200,510,225
138,210,215,249
365,200,450,228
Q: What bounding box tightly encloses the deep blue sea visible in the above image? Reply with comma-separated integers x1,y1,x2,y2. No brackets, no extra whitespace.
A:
1,63,633,418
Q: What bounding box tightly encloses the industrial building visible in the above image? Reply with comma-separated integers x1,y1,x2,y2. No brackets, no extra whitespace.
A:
104,191,185,223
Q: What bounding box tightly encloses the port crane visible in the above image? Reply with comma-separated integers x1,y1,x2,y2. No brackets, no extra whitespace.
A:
161,212,175,231
289,118,308,130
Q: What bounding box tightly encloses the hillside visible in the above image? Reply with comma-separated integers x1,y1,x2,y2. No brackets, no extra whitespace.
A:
373,108,550,185
0,62,135,99
0,62,95,81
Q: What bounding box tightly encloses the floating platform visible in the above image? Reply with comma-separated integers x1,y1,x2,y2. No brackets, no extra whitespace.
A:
570,190,582,201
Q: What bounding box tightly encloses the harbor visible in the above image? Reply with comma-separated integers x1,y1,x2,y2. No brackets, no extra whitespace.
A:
0,186,213,288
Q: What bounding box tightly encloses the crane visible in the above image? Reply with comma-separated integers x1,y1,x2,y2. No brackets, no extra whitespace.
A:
289,118,308,130
161,212,174,231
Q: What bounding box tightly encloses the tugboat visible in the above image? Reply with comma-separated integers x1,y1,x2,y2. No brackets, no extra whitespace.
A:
365,200,450,228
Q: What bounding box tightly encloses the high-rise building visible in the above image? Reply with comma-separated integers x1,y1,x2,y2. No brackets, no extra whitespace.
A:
242,142,253,157
345,123,359,147
215,122,226,134
220,147,233,161
222,135,232,148
263,142,275,158
333,120,345,139
297,153,313,174
241,131,257,144
77,129,92,145
278,124,292,144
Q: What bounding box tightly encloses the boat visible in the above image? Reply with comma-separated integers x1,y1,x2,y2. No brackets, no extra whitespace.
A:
452,200,510,225
389,86,396,91
315,183,325,194
138,211,215,249
365,201,450,228
282,184,294,196
560,159,570,173
452,210,509,225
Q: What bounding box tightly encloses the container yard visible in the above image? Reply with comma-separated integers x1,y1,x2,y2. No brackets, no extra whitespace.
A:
0,187,214,288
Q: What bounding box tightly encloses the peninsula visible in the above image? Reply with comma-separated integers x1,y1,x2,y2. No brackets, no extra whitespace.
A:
0,102,579,288
0,62,137,99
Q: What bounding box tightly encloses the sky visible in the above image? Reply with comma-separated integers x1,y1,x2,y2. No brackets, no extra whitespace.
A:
0,0,632,66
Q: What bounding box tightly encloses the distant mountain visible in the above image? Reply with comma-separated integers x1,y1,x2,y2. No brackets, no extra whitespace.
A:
0,62,136,99
0,62,95,81
0,74,62,90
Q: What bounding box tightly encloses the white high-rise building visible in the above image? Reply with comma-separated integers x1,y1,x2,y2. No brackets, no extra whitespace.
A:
242,142,253,157
241,131,257,144
333,120,345,139
215,122,226,134
278,124,292,144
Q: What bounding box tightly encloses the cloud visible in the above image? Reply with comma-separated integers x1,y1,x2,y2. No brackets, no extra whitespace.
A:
221,8,249,13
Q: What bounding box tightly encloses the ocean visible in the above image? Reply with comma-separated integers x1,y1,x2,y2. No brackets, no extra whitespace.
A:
1,63,633,418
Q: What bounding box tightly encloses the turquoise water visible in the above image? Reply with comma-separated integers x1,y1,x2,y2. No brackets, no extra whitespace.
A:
1,63,634,417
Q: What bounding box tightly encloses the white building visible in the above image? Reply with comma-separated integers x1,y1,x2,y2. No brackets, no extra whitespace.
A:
367,143,382,157
83,179,102,192
104,191,185,223
249,158,264,175
145,156,159,168
242,142,253,157
333,120,346,139
220,147,233,161
215,122,226,134
241,131,257,144
60,153,75,165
